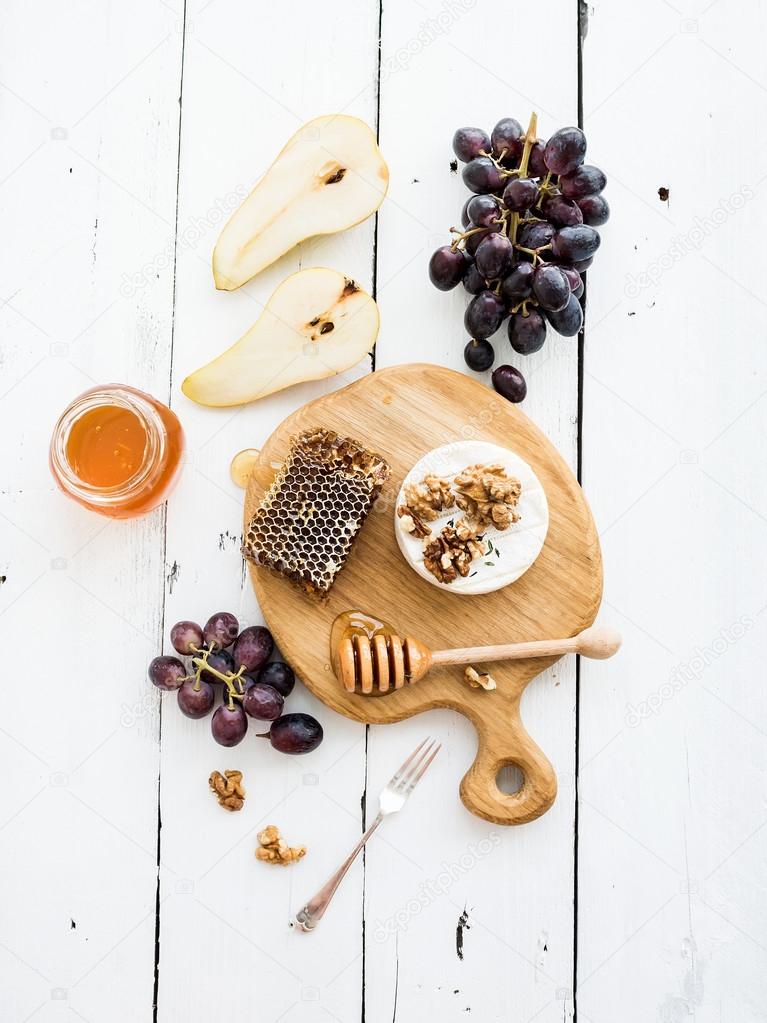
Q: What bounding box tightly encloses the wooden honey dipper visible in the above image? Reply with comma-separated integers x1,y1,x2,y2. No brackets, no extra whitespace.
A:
334,622,621,694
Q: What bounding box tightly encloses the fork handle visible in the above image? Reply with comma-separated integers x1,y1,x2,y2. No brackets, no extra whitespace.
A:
294,813,383,932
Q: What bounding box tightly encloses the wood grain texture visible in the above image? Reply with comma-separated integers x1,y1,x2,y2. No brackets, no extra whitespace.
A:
245,365,602,824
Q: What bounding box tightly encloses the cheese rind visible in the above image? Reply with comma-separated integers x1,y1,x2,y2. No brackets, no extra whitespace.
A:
394,441,549,595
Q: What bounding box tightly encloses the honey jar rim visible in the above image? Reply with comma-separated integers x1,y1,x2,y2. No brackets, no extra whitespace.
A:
49,384,168,504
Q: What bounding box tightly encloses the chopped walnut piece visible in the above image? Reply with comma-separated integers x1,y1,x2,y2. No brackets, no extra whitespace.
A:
209,770,246,811
255,824,306,866
423,519,486,584
402,474,455,521
464,666,497,691
397,505,432,538
454,463,522,531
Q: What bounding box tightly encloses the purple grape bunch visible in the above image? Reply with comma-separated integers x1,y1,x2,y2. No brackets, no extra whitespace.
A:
429,113,609,401
147,612,322,753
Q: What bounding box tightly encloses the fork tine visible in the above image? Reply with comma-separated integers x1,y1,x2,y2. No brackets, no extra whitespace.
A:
388,737,429,788
402,742,441,795
393,738,437,793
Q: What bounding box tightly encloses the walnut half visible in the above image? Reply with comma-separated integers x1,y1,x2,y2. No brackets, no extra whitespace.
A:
255,824,306,866
401,474,455,521
423,519,486,584
397,505,432,539
209,770,246,811
464,666,497,690
454,463,521,531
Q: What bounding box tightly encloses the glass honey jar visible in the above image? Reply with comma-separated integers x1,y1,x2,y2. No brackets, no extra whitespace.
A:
49,384,184,518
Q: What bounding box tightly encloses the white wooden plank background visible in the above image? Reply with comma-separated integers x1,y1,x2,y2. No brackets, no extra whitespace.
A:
1,1,766,1021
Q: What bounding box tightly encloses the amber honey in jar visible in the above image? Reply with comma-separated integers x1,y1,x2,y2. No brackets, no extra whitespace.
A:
49,385,184,518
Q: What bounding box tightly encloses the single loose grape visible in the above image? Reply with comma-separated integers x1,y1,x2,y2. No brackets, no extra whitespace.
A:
232,625,274,673
508,310,547,355
257,661,295,698
177,679,214,718
532,265,571,312
243,683,284,721
466,194,501,228
464,291,507,340
203,612,239,650
475,233,513,279
267,714,324,755
148,656,186,691
551,225,601,263
545,293,584,337
452,127,491,163
559,165,607,198
491,117,523,163
464,339,495,372
170,621,203,655
502,177,539,213
428,246,468,291
501,263,535,303
541,195,583,228
462,156,505,194
211,703,248,747
516,221,554,253
492,365,527,403
543,127,587,176
576,194,610,227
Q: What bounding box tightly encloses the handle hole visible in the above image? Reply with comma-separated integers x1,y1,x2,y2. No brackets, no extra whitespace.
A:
496,764,524,795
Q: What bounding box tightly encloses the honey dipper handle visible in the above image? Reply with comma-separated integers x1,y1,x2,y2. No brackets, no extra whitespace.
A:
431,626,621,666
432,637,576,665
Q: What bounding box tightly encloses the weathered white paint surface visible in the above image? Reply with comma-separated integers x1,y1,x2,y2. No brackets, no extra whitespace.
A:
1,0,765,1020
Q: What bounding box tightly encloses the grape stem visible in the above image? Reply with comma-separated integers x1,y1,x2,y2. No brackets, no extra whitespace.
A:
189,646,247,708
516,243,552,266
508,211,520,247
507,112,539,258
449,225,487,251
479,148,513,175
519,112,537,177
512,298,537,317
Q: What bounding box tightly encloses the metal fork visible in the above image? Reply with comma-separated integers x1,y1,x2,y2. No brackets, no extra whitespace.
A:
293,737,441,931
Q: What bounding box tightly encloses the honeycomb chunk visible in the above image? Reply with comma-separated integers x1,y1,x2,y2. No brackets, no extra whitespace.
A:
242,428,390,596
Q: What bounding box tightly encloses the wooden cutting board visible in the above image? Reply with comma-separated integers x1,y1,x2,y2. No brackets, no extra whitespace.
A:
244,364,602,825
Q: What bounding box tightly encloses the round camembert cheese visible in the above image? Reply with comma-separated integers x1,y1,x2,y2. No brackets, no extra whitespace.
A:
394,441,549,595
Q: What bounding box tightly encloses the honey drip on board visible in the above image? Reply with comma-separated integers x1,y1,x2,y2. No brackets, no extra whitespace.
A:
66,405,147,488
230,448,260,488
230,448,281,490
330,610,397,696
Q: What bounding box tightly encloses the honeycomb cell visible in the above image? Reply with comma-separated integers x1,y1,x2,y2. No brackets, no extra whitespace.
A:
242,428,391,596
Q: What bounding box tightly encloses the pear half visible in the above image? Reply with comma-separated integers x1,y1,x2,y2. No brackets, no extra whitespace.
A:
181,268,379,407
213,115,388,291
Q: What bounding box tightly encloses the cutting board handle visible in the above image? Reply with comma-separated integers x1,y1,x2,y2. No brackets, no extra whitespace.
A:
459,711,558,825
